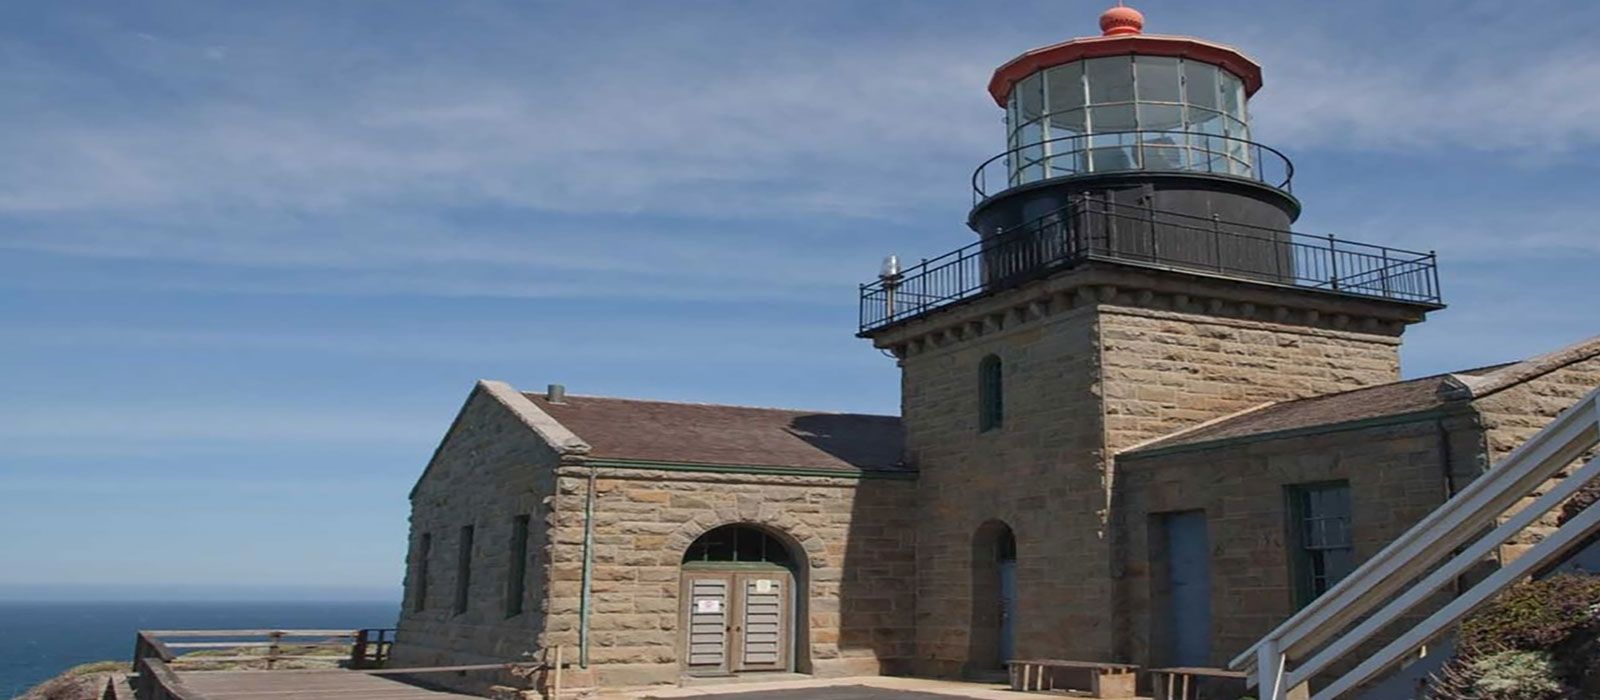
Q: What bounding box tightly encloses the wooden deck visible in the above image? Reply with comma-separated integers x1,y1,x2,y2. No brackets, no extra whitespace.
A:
128,629,567,700
170,669,476,700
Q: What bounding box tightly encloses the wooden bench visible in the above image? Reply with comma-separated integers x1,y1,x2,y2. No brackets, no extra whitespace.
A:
1007,659,1139,698
1147,667,1247,700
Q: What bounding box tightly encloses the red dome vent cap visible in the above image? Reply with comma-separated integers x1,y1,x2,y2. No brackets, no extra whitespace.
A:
1099,3,1145,36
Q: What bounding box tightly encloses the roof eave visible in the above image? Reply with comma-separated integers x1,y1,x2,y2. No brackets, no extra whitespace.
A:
571,457,917,480
988,34,1265,108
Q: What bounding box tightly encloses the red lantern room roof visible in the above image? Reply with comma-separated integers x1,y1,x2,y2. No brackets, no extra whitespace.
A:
987,4,1264,108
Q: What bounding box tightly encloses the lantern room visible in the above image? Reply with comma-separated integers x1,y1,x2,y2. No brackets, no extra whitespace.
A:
970,4,1298,237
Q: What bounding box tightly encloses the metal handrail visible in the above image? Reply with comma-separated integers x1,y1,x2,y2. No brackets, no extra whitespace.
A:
1236,388,1600,699
858,198,1441,335
971,130,1296,204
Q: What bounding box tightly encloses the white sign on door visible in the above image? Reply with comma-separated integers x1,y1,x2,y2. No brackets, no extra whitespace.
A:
754,579,774,593
695,599,722,613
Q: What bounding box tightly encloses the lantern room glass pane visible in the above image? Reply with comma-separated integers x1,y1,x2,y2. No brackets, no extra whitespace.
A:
1048,107,1086,138
1190,108,1225,137
1136,56,1181,104
1089,104,1137,174
1047,108,1087,176
995,56,1269,188
1184,61,1219,111
1046,63,1086,114
1007,91,1019,138
1018,73,1045,124
1138,104,1188,170
1086,56,1134,104
1016,120,1046,182
1219,71,1245,120
1138,103,1184,132
1090,104,1136,132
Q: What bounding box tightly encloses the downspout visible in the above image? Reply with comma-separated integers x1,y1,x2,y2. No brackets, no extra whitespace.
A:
1436,416,1468,597
579,461,596,667
1435,418,1458,500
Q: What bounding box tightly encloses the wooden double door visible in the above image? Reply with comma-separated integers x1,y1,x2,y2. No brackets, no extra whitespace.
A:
682,568,794,675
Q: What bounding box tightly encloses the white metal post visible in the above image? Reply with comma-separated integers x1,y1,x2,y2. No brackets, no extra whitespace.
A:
1257,637,1285,700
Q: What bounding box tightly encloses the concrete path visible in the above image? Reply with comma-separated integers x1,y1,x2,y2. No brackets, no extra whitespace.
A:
630,675,1149,700
172,669,476,700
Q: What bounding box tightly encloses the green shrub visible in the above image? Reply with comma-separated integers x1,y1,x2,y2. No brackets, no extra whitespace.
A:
1458,574,1600,655
1469,650,1564,699
1430,574,1600,698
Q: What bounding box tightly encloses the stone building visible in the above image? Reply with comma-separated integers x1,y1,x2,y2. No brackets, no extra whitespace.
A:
389,5,1600,695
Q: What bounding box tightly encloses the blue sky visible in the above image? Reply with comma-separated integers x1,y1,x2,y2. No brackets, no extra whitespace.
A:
2,0,1598,601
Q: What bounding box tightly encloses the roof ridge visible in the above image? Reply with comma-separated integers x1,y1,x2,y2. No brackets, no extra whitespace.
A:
1447,334,1600,399
523,391,900,419
1228,371,1457,411
1116,400,1279,455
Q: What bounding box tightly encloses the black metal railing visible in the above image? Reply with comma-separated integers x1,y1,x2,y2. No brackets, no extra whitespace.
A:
972,130,1295,205
858,198,1441,334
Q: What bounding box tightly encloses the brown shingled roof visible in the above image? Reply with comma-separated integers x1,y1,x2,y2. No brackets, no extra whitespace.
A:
525,394,907,473
1128,374,1462,454
1126,336,1600,456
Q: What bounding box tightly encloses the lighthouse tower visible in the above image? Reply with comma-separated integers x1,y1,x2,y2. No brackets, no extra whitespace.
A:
971,4,1298,239
859,6,1444,675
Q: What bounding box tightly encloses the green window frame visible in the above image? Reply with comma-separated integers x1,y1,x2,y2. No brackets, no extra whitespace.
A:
1287,481,1354,608
505,515,530,617
682,524,794,569
454,525,474,615
979,354,1004,432
412,532,431,613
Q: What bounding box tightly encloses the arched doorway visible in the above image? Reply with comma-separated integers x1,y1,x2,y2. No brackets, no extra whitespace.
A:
680,524,803,676
968,521,1017,675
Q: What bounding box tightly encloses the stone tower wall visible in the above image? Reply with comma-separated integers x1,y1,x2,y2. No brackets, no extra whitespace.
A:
1099,304,1403,451
901,304,1110,675
897,280,1409,674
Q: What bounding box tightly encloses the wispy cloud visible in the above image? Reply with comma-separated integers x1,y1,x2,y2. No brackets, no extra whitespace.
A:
5,319,862,365
0,6,1001,299
0,402,439,447
0,12,994,221
1244,2,1600,153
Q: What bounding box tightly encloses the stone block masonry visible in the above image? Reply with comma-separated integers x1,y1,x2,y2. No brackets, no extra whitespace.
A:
898,290,1404,676
392,382,570,693
1097,305,1401,451
1114,415,1477,668
541,467,917,688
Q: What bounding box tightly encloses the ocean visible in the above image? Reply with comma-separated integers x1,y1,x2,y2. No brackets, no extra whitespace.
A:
0,601,399,699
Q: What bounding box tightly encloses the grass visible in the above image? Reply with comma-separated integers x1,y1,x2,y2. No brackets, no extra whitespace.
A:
172,643,351,671
17,641,358,700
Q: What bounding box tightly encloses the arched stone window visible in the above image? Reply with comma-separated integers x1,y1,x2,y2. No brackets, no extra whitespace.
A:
680,524,804,675
683,524,794,567
979,354,1004,432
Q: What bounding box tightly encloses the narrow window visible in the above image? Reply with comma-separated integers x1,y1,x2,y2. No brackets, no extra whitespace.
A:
454,525,474,615
412,533,431,613
979,355,1004,432
1287,482,1354,608
506,515,531,617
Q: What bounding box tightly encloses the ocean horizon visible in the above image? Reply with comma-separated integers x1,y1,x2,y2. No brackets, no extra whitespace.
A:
0,600,400,699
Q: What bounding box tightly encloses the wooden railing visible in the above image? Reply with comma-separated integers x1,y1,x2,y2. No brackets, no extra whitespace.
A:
1232,386,1600,699
130,629,393,700
130,632,203,700
351,628,395,669
130,630,571,699
136,629,386,670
